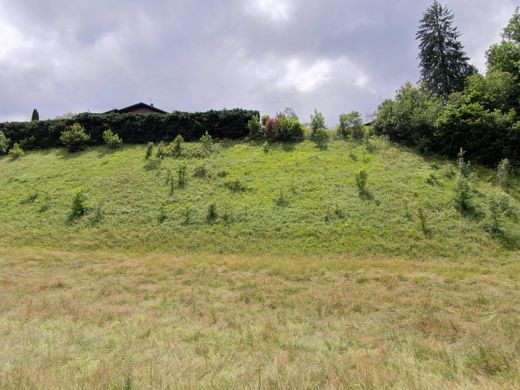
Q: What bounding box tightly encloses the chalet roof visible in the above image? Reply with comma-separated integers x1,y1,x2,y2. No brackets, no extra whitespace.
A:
104,102,168,114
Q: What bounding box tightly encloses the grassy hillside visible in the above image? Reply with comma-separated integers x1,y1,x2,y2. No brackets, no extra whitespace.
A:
0,138,519,260
1,138,520,388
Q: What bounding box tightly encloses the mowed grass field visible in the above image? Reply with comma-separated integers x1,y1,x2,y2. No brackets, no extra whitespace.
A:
1,139,520,388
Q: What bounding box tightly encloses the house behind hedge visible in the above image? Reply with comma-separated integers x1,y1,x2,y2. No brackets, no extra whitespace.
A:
104,102,167,115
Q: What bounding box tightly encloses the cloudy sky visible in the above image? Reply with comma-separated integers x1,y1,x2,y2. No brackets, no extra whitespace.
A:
0,0,517,124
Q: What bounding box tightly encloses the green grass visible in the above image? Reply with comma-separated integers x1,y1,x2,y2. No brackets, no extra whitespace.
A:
0,138,518,260
1,138,520,388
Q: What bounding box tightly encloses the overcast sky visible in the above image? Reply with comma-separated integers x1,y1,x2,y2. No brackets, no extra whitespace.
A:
0,0,517,124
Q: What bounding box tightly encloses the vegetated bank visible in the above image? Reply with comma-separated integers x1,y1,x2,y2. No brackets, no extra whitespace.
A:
0,136,518,261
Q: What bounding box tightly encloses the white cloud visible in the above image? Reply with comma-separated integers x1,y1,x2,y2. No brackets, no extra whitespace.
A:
277,57,370,93
246,0,292,22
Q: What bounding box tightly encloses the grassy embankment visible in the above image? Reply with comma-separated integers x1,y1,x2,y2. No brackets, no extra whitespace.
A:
1,139,519,388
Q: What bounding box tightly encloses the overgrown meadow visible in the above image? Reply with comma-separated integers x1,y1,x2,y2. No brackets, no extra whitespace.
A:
1,138,518,260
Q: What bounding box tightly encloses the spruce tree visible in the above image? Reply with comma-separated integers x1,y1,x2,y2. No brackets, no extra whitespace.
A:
31,108,39,121
417,1,474,99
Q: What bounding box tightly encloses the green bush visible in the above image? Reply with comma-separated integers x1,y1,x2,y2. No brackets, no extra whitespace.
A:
355,170,369,197
69,190,87,221
311,128,329,149
171,135,183,158
454,176,475,214
247,115,263,140
9,143,24,159
0,131,9,154
103,129,122,149
199,131,213,154
279,115,304,141
60,123,91,152
338,111,364,140
263,141,270,154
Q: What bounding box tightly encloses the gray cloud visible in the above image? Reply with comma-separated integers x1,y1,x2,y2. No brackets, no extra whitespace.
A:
0,0,517,124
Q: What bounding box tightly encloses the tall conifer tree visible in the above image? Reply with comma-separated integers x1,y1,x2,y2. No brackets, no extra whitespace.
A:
417,1,474,99
31,108,39,121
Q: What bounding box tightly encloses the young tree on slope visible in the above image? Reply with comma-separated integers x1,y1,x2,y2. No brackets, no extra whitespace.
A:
417,1,475,99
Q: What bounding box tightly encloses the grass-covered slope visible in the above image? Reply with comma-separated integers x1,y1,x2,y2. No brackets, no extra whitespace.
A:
1,138,519,260
1,138,520,388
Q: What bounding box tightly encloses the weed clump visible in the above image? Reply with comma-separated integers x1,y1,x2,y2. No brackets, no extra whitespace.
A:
177,163,187,187
496,158,511,190
206,203,218,223
193,165,208,178
156,141,166,159
418,208,432,237
225,180,247,193
172,135,184,158
145,142,154,160
355,170,370,198
157,207,167,224
275,191,289,207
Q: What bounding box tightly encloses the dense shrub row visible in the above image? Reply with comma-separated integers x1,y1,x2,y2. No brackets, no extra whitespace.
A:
0,109,259,150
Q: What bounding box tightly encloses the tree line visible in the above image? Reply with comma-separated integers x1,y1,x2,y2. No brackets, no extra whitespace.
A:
375,2,520,166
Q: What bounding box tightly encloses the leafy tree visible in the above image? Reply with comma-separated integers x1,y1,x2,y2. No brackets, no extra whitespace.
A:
417,1,475,99
310,110,326,134
486,8,520,107
373,82,443,148
503,7,520,42
31,109,39,121
338,111,364,140
436,94,516,164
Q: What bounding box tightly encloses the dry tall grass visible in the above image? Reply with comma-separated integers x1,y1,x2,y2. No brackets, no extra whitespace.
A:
1,247,519,389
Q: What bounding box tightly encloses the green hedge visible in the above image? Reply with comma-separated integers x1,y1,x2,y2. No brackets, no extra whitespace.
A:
0,109,259,150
